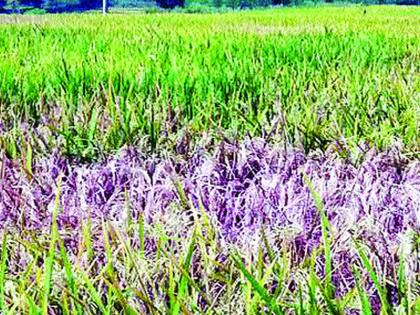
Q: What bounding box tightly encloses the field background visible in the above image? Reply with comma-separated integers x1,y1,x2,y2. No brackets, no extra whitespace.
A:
0,6,419,160
0,5,419,315
1,0,419,14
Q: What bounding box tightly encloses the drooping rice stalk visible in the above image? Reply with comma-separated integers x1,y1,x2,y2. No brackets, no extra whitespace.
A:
0,139,419,313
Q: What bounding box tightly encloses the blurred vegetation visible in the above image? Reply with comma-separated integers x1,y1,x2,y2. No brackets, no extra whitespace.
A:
0,0,418,12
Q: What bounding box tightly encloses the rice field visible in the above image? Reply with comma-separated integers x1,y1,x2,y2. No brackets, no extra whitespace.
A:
0,6,419,158
0,5,419,315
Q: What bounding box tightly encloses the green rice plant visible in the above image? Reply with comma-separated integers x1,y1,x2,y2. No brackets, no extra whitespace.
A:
79,270,108,314
0,6,418,159
57,235,83,315
41,179,61,315
170,229,196,315
81,217,94,261
0,208,416,314
0,232,7,313
353,267,373,315
355,242,391,315
231,251,284,315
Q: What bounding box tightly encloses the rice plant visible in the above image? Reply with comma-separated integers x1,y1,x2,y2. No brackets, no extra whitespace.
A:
0,5,419,314
0,6,419,159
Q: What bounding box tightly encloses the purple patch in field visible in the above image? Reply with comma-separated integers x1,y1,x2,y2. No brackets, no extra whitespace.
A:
0,138,419,305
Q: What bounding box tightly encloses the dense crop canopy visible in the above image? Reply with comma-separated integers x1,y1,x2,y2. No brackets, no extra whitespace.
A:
0,6,419,314
0,6,419,158
0,139,419,313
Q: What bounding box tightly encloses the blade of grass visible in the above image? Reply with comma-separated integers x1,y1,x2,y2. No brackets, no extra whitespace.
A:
79,271,107,314
81,217,93,261
102,276,137,315
303,174,334,299
57,234,83,315
112,225,161,314
42,178,62,315
231,251,284,315
353,267,372,315
0,232,8,313
171,230,197,315
308,253,319,315
355,242,390,315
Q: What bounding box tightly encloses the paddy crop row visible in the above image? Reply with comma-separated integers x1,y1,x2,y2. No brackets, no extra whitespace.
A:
0,6,419,159
0,6,419,314
1,139,419,314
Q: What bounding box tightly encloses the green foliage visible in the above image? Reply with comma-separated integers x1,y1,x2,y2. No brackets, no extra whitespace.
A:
23,7,47,13
0,7,419,160
225,0,241,8
0,233,7,313
1,0,419,10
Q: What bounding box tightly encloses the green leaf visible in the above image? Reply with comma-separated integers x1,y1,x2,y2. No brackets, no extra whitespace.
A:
308,253,319,315
355,242,390,315
353,267,372,315
303,174,333,299
42,179,62,315
0,232,8,312
58,234,83,315
231,252,284,315
79,271,107,314
81,217,93,261
171,230,196,315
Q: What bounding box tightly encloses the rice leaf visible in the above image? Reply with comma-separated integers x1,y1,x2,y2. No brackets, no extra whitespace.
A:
41,179,62,315
79,271,107,314
353,267,372,315
231,251,284,315
355,242,390,315
303,174,334,299
58,234,83,315
171,230,197,315
0,232,8,312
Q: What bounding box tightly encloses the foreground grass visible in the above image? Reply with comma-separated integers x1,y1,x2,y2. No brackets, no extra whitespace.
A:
0,6,419,159
1,197,419,314
1,139,419,314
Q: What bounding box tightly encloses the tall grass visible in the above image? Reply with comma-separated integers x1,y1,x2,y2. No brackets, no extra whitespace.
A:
0,181,418,314
0,6,419,314
1,137,419,314
0,6,419,159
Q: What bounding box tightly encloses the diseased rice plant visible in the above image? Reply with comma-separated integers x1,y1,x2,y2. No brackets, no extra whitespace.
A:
0,5,419,314
1,139,420,314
